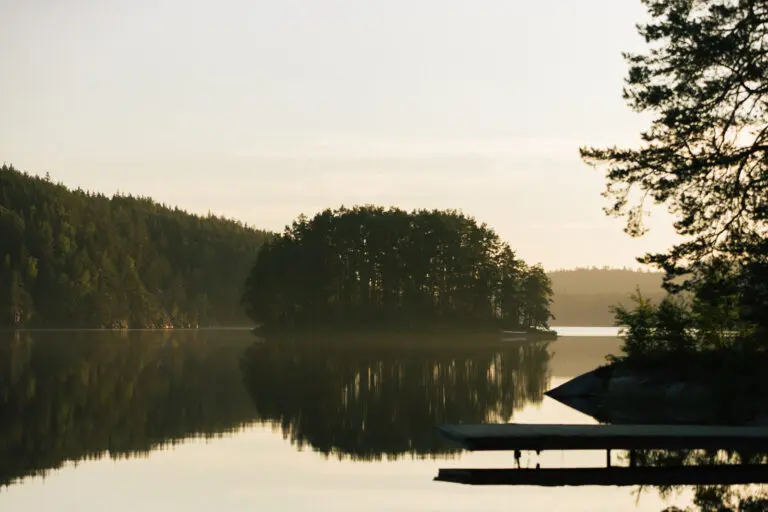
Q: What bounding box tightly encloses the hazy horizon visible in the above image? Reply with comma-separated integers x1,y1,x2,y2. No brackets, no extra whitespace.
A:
1,0,680,269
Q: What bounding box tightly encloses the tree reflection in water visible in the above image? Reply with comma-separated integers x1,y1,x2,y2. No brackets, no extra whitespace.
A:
0,330,257,487
239,331,553,460
3,329,767,510
0,330,552,487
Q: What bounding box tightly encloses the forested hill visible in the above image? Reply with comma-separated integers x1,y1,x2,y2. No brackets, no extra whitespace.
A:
547,267,666,326
0,164,269,328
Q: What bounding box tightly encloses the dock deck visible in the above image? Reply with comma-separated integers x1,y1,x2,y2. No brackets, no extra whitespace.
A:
437,423,768,452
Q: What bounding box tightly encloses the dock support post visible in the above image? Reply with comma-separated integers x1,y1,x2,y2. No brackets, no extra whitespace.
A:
606,449,612,468
629,450,636,468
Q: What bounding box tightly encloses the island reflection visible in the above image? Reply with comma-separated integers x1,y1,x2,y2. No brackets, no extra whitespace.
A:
240,330,553,460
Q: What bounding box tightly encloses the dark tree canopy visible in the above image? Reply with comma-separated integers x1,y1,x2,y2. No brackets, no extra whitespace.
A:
581,0,768,276
0,164,268,327
242,206,553,330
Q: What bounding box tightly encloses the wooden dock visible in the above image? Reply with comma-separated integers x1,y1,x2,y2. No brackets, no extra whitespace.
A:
436,423,768,452
435,465,768,487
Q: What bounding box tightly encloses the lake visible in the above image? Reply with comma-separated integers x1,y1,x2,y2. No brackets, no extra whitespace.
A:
0,327,760,510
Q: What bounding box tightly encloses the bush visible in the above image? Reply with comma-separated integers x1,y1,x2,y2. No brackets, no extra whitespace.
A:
612,256,768,363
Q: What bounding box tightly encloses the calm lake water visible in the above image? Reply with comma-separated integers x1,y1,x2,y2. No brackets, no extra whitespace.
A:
0,327,761,511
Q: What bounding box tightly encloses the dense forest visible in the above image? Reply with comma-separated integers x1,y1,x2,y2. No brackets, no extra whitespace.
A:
0,165,268,328
242,206,553,330
547,268,666,326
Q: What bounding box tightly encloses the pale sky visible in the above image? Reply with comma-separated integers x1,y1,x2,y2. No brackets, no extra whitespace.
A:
0,0,679,269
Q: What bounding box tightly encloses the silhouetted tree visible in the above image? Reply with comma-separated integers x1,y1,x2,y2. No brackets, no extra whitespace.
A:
581,0,767,277
580,0,768,342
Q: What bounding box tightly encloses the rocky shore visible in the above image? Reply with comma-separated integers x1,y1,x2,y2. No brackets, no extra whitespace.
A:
546,363,768,426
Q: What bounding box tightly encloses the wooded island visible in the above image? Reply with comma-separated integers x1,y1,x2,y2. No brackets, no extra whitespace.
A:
242,206,553,330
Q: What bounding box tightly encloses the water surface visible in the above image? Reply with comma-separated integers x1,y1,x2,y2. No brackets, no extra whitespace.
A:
0,328,757,510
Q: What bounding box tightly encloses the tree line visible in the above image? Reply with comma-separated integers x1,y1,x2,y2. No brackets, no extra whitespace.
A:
242,206,553,330
0,164,268,328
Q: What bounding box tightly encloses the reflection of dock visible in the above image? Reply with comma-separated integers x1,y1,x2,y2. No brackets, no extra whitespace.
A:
435,465,768,486
436,423,768,486
437,423,768,452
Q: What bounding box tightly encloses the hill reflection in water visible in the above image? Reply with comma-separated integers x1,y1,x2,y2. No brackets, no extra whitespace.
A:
0,330,257,487
0,329,552,486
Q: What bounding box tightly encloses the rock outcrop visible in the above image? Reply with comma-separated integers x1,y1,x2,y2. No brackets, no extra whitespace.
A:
544,363,743,425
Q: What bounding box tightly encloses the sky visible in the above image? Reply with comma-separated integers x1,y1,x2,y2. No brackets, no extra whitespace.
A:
0,0,680,270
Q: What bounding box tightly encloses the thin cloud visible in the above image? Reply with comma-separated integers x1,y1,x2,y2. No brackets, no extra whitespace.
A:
231,135,639,161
